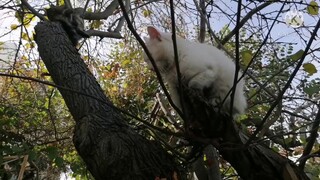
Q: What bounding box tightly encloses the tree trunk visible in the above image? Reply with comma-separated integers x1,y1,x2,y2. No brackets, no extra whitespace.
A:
182,89,309,180
34,22,180,180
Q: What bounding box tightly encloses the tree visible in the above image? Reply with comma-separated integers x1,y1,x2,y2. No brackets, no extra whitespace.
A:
0,0,319,179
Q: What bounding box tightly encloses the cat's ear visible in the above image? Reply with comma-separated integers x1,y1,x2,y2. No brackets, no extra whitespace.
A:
147,26,161,41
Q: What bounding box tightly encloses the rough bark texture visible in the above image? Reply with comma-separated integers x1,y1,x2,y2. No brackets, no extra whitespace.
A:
34,22,179,180
182,89,309,180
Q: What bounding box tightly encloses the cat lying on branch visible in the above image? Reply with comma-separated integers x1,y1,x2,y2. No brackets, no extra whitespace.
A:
143,26,247,118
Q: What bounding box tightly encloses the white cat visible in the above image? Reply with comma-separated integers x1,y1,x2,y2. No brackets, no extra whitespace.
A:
143,26,247,117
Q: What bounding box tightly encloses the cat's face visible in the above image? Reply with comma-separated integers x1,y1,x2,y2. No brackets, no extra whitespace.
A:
143,26,174,72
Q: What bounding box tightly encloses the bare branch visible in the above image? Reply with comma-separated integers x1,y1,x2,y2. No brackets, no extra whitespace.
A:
198,0,206,43
85,29,122,39
64,0,72,9
169,0,186,118
83,0,119,20
229,0,242,116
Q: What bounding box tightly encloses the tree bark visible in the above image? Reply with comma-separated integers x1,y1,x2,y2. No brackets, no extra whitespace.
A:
34,22,180,180
182,89,309,180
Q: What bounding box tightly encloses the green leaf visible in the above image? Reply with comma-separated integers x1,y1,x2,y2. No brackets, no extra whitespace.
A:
303,63,317,75
303,85,320,97
45,146,58,160
290,49,304,61
241,50,253,66
11,145,22,153
54,156,64,168
307,1,319,15
28,150,37,161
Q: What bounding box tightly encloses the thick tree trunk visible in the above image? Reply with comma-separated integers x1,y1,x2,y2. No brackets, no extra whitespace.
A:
34,22,180,180
182,89,309,180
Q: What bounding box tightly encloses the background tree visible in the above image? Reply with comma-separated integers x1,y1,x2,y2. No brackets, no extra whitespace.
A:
0,0,319,179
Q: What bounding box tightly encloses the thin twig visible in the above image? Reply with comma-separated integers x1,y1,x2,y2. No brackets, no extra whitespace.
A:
230,0,242,116
169,0,186,119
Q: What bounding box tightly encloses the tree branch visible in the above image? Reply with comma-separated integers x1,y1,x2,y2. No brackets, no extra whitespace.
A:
85,29,122,39
21,0,46,21
198,0,206,43
220,1,273,45
299,107,320,169
83,0,119,20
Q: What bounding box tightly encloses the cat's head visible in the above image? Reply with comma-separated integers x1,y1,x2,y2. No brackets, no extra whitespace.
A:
143,26,174,73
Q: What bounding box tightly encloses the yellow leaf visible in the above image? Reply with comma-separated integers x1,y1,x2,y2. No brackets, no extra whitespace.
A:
21,55,28,61
58,0,65,5
303,63,317,75
203,154,207,161
143,9,152,17
111,86,118,92
23,14,35,27
83,55,89,60
0,42,4,50
25,42,35,49
22,32,28,40
10,24,18,30
307,1,319,15
90,20,103,29
241,50,253,66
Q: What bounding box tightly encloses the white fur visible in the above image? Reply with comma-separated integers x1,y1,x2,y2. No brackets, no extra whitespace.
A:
143,27,247,116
